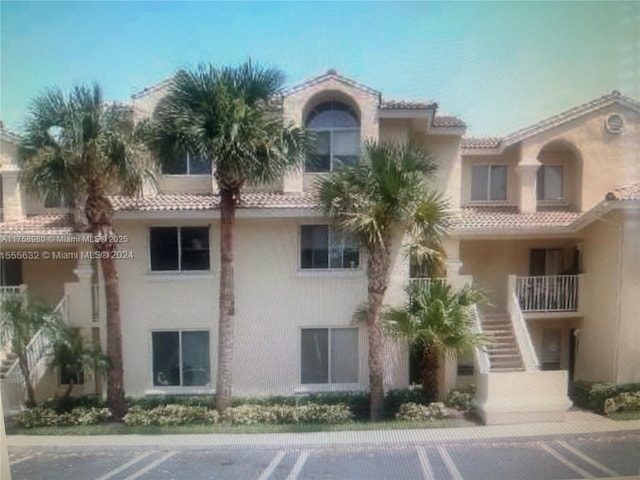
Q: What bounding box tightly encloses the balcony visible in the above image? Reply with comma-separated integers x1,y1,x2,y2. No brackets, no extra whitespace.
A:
514,275,582,315
0,284,27,298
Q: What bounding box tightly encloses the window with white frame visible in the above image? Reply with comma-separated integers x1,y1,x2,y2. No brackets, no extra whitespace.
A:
300,225,359,269
152,330,210,387
162,150,211,175
537,165,564,202
149,226,210,272
301,327,358,384
470,165,507,201
305,102,360,172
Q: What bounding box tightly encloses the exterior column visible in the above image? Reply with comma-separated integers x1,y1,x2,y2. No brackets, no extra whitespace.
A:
444,238,472,288
516,160,541,213
1,165,26,221
64,252,94,327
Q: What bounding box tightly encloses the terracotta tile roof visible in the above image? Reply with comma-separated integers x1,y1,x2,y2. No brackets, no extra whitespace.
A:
110,193,216,212
605,182,640,201
461,137,503,149
379,100,437,110
0,214,75,235
450,206,581,232
432,115,466,128
285,69,380,96
110,192,318,212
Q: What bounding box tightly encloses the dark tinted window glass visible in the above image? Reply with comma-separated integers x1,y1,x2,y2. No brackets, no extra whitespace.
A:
188,155,212,175
182,331,210,386
301,225,329,269
152,331,180,386
162,151,188,174
0,259,23,286
150,227,179,271
301,329,328,384
180,227,210,271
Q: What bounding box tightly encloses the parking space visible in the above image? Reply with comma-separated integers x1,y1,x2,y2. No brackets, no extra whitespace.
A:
8,431,640,480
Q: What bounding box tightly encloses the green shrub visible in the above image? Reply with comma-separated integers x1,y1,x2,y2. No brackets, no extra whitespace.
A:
570,381,640,413
230,403,353,425
123,405,219,426
14,407,111,428
604,392,640,416
445,385,476,412
395,402,449,421
41,395,106,414
127,396,215,409
300,393,370,421
383,388,430,419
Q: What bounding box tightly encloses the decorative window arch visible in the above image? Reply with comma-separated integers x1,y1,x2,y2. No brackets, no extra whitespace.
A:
305,101,360,172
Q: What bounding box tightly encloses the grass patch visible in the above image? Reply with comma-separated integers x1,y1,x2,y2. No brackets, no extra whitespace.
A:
609,411,640,421
6,417,477,436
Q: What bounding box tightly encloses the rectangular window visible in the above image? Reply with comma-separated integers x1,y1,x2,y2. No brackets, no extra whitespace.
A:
537,165,564,201
152,330,210,387
300,225,359,269
305,129,360,172
470,165,507,201
162,151,211,175
301,327,358,384
149,226,210,272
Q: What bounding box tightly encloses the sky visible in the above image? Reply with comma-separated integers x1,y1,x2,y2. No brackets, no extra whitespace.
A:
1,1,638,137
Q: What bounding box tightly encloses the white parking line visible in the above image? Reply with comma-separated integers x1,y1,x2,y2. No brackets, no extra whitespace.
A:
415,446,435,480
257,450,286,480
540,444,594,478
555,440,621,477
9,453,38,466
285,450,310,480
94,451,155,480
122,451,176,480
437,447,464,480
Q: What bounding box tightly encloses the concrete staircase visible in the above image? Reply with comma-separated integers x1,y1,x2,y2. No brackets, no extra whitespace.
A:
481,314,524,372
0,351,18,379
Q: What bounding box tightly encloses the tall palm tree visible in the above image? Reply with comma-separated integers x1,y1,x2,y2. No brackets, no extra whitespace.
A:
384,281,487,399
19,84,154,420
317,141,449,420
145,61,308,418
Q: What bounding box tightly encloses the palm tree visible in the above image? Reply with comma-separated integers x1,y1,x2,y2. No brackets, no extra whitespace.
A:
384,281,487,400
0,295,60,407
19,84,154,420
316,141,449,420
144,61,308,419
49,327,110,400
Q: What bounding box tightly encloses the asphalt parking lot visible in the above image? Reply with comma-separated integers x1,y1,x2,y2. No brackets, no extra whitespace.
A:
8,431,639,480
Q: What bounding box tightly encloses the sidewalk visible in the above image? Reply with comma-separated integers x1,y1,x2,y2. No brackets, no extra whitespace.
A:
6,410,639,449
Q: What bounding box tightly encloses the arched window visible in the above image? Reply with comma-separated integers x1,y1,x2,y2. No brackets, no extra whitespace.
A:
305,101,360,172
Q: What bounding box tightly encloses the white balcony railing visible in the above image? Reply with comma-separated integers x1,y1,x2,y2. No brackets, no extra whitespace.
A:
515,275,580,312
0,284,27,297
409,277,446,290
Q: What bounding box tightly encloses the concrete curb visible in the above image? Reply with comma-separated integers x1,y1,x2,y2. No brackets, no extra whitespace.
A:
6,411,639,449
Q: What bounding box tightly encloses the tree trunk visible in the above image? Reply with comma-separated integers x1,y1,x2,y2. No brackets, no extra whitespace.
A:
215,189,236,421
420,345,439,401
99,252,126,421
18,357,36,408
366,243,391,421
87,191,126,421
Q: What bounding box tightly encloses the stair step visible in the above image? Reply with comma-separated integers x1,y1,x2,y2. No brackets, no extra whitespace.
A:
491,367,526,372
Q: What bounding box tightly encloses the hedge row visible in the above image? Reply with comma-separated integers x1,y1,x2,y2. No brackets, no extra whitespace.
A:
40,387,444,420
569,381,640,414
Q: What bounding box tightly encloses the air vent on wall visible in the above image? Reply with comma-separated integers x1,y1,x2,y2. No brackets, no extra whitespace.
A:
605,113,624,134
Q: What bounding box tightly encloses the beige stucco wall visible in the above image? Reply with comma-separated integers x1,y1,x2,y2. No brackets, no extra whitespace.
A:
113,214,408,397
574,213,622,382
614,209,640,383
521,103,640,212
459,238,579,313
